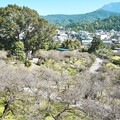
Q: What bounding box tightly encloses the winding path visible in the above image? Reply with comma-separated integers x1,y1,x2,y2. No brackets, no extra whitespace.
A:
90,57,103,73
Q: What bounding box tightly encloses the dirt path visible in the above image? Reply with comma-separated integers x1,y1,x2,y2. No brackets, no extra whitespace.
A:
90,57,103,73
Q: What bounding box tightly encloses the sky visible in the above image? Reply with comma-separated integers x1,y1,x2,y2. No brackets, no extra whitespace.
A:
0,0,120,15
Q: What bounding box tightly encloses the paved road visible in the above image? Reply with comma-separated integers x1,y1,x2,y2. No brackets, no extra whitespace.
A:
90,57,103,73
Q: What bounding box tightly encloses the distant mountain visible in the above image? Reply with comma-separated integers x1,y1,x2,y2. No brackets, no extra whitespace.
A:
101,2,120,13
42,10,120,26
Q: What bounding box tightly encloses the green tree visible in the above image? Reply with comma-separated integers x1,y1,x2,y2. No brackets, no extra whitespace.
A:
0,5,56,53
88,36,104,53
61,39,80,50
11,41,26,61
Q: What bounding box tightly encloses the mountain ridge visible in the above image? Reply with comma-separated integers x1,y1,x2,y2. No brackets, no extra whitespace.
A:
100,2,120,13
42,2,120,26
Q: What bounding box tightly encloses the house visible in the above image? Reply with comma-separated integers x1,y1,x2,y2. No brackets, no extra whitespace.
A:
113,48,120,53
82,40,92,46
103,40,112,47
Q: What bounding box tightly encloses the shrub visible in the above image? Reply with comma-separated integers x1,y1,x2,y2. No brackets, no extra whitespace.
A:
106,62,119,69
111,56,120,65
24,60,32,67
96,48,114,59
36,60,45,66
53,62,61,71
44,44,49,51
66,67,76,76
81,47,88,52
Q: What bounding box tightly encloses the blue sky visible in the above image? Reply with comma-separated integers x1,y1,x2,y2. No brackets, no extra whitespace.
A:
0,0,120,15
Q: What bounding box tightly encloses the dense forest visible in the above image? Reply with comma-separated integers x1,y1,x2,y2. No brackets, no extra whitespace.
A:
65,16,120,32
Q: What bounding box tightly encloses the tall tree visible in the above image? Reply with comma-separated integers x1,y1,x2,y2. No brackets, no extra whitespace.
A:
0,5,56,53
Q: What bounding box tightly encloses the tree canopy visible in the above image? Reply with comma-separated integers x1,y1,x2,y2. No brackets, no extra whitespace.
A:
0,5,56,53
88,36,104,53
61,39,80,50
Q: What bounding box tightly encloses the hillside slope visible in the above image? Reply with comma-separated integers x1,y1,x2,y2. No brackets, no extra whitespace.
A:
65,16,120,32
42,10,120,26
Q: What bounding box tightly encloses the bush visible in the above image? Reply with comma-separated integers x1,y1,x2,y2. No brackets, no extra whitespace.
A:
111,56,120,65
81,47,88,52
24,60,32,67
96,48,114,59
106,62,119,69
36,60,45,66
66,67,76,76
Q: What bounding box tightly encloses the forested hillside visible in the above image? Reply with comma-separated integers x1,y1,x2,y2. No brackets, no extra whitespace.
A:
42,10,120,26
65,16,120,32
